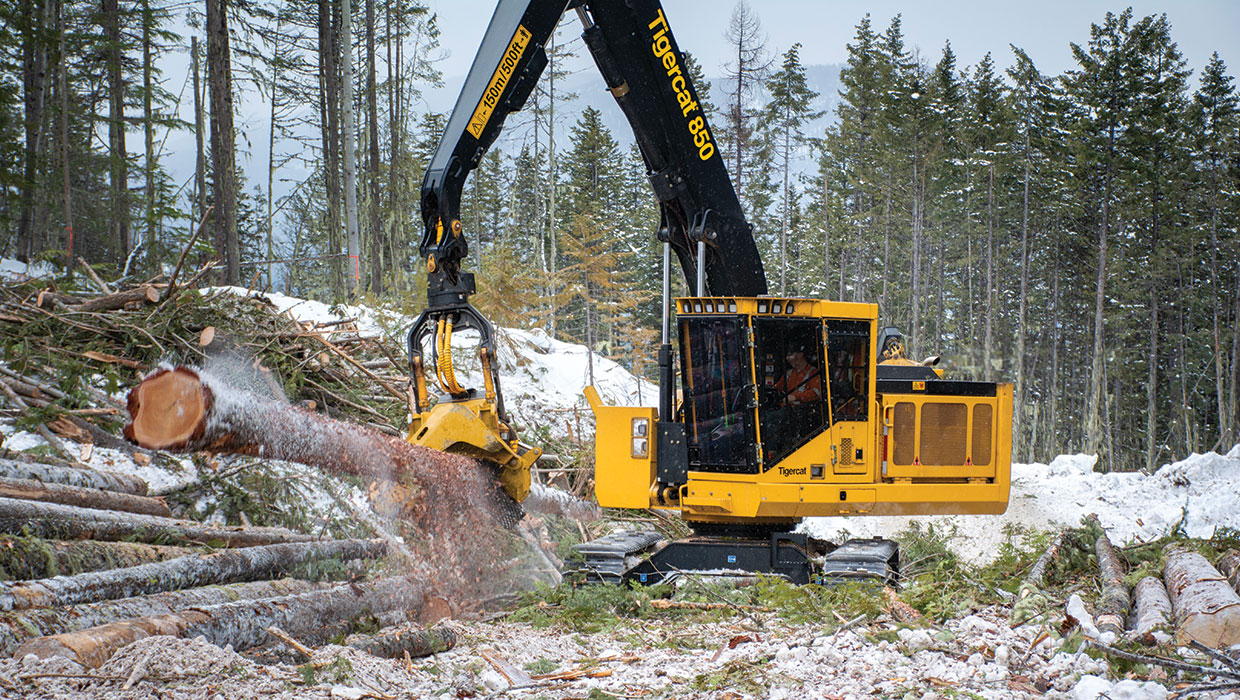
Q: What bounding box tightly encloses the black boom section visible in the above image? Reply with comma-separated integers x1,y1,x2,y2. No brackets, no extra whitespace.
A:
581,1,767,297
419,0,569,297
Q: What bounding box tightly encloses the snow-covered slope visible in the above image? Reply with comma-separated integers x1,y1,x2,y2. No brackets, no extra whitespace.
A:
804,446,1240,563
208,287,656,438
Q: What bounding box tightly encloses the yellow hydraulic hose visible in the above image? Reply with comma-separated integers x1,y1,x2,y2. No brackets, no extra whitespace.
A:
436,317,465,396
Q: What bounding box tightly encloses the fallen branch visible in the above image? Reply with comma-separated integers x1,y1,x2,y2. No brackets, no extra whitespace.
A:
1085,639,1240,681
15,575,428,668
69,285,160,313
0,496,315,548
0,538,386,611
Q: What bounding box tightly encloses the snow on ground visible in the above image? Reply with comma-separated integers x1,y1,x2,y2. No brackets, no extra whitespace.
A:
0,258,55,282
805,446,1240,564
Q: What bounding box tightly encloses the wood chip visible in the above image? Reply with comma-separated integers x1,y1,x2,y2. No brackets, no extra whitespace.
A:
82,351,145,370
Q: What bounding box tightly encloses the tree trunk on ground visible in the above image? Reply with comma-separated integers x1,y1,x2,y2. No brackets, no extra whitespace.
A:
0,538,193,582
346,625,457,659
0,538,384,611
0,476,169,517
0,578,322,656
1131,576,1172,637
0,497,314,548
1164,546,1240,648
0,458,147,495
1093,520,1129,636
207,0,238,284
124,366,522,600
15,575,427,668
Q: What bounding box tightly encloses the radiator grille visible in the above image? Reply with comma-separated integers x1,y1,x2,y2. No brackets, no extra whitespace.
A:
892,402,915,465
921,403,967,465
972,404,993,466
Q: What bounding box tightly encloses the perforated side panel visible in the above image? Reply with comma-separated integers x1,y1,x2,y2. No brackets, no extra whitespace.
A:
840,437,853,465
920,403,967,466
972,404,993,466
892,402,915,465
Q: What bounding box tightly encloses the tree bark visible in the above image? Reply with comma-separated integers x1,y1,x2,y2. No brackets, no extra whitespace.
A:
18,0,51,261
0,497,314,548
1131,576,1171,637
58,0,73,268
0,458,148,496
207,0,239,284
320,0,344,297
102,0,129,258
0,578,322,657
0,537,193,582
1164,546,1240,648
192,35,206,226
15,575,427,668
365,0,382,295
141,0,157,268
69,285,161,313
1092,519,1129,635
1218,550,1240,594
346,625,457,659
0,476,169,517
0,538,384,611
342,0,360,298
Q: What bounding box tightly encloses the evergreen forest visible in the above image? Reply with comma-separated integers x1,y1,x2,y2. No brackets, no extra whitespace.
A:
1,1,1238,471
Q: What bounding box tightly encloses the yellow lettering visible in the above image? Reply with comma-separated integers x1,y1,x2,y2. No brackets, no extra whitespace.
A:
467,25,532,139
652,34,670,57
671,75,686,93
662,51,676,71
648,8,668,32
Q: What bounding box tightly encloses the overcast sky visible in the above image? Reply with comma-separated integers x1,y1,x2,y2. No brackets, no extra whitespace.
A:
425,0,1238,80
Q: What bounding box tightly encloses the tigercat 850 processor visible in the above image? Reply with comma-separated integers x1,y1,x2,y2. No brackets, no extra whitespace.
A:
405,0,1013,585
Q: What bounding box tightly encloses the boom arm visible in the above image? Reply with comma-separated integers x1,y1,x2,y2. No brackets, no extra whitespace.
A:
409,0,766,501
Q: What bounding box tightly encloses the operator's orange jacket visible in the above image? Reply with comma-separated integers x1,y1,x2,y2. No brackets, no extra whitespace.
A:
774,365,822,405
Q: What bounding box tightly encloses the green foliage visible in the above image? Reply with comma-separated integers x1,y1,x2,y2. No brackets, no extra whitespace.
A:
691,658,766,695
898,522,1047,621
508,582,672,634
522,658,558,675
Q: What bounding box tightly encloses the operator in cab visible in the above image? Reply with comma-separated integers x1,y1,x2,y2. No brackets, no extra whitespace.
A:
775,345,822,406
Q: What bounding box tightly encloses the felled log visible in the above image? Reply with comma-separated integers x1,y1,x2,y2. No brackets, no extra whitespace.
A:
1019,531,1064,599
345,625,458,659
1090,517,1129,636
0,578,323,656
1131,576,1172,637
0,457,147,495
125,365,522,600
16,575,427,668
69,285,160,313
0,475,170,517
1219,550,1240,594
1164,546,1240,647
0,538,385,611
0,496,314,547
0,537,193,581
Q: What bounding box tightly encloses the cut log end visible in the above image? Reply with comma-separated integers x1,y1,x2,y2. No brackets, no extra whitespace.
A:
124,368,211,450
